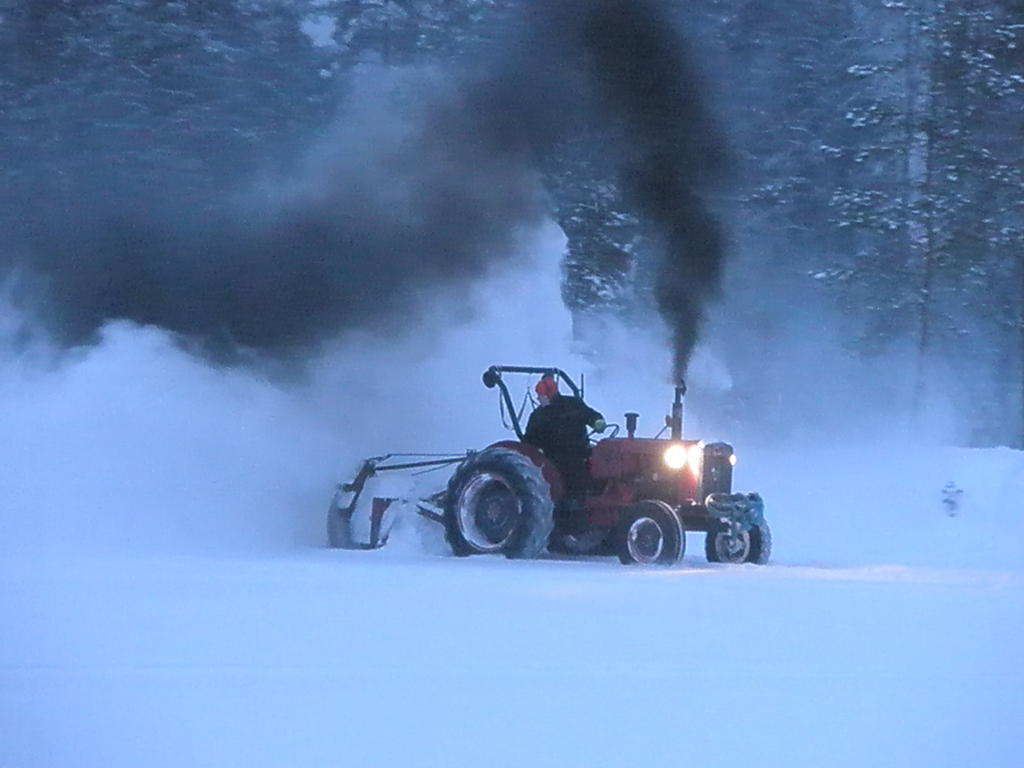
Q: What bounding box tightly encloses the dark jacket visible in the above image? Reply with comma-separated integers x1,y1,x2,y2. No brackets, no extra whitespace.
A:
524,395,604,459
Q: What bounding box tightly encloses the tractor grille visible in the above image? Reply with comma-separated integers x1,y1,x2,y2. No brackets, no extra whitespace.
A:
701,442,734,499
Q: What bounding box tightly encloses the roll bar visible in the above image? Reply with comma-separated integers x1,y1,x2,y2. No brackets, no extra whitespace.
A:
481,365,582,440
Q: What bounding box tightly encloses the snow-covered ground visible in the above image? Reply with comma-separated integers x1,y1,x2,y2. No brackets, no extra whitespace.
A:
1,461,1021,768
2,232,1021,767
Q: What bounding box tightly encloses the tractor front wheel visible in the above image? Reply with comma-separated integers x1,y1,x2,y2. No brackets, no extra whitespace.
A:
615,500,685,566
705,521,772,565
444,448,554,559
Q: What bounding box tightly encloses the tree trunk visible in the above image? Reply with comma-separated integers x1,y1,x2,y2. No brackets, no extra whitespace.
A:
904,0,938,419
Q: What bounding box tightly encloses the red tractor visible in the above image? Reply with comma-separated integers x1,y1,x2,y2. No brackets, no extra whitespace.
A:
328,365,770,566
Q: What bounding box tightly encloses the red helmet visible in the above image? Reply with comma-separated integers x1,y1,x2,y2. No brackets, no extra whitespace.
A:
535,376,558,399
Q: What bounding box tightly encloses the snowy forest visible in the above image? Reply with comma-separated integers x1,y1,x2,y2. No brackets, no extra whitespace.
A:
1,0,1022,446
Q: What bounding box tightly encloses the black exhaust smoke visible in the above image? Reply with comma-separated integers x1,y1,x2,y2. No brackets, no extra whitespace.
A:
3,0,727,372
536,1,729,378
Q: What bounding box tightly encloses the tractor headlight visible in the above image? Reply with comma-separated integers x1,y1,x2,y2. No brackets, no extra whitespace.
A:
663,443,704,475
729,453,737,466
687,443,704,477
663,444,687,470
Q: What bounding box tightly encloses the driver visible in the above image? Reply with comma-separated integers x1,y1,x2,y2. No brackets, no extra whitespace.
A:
524,374,606,500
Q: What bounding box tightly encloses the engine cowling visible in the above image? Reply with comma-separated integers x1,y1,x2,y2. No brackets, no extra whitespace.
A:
589,438,702,504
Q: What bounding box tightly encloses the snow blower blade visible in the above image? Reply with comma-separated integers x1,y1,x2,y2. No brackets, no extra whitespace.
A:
327,454,467,550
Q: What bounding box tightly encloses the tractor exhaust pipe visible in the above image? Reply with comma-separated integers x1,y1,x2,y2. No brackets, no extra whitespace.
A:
625,412,639,438
670,380,687,441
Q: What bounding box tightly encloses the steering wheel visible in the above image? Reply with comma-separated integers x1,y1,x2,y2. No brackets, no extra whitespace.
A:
589,423,620,444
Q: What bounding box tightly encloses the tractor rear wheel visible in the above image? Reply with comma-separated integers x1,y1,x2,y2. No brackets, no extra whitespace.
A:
615,500,685,566
705,521,772,565
443,448,554,559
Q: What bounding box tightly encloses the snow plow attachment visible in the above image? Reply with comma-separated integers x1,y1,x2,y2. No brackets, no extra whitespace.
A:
327,454,467,550
705,492,765,533
703,492,770,565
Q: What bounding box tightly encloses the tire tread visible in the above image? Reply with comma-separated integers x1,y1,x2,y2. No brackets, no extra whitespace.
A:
443,448,555,559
